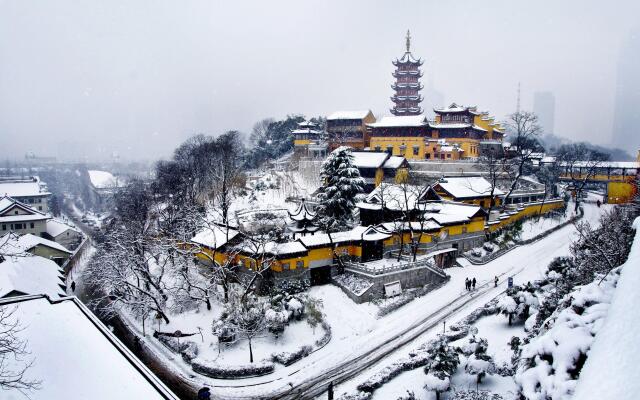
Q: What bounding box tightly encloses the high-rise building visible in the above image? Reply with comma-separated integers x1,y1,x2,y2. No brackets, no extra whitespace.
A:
612,31,640,150
533,91,555,135
390,31,423,116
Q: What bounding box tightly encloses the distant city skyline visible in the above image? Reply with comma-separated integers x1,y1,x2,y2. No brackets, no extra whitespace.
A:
612,30,640,151
534,91,556,135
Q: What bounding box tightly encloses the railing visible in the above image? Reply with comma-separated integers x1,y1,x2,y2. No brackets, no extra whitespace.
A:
344,256,447,278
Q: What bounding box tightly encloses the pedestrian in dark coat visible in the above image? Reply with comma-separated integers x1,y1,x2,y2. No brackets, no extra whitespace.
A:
71,281,76,292
198,387,211,400
472,277,477,290
465,278,470,291
494,276,499,287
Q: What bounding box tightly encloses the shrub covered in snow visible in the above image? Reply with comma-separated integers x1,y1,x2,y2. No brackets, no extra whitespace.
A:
156,335,199,362
315,321,332,348
271,345,312,366
191,359,275,379
514,267,621,400
333,273,373,296
423,335,459,400
462,335,495,384
449,390,503,400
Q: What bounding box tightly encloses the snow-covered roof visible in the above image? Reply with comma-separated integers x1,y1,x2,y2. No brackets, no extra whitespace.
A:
0,255,66,298
288,201,317,222
394,51,422,65
191,225,241,250
434,103,470,113
0,295,179,399
382,156,407,169
0,196,48,223
422,201,485,225
429,123,472,129
351,152,391,169
327,110,372,121
380,220,441,232
297,225,381,248
434,176,505,199
46,218,81,238
368,115,428,128
0,177,50,197
88,170,120,189
1,232,70,254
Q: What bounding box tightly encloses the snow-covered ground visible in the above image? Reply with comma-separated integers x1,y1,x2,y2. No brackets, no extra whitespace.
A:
324,202,607,400
519,209,574,241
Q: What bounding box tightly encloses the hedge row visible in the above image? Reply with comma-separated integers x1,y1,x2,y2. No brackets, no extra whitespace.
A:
191,359,275,379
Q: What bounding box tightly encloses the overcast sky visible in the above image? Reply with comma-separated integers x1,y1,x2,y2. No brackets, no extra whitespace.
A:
1,0,638,162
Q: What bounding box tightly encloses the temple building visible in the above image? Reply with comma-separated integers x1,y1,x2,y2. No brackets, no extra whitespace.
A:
430,103,505,158
390,31,423,116
367,103,504,161
292,119,327,159
326,110,376,151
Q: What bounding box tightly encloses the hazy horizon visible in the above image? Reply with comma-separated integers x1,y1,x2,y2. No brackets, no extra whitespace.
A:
1,0,639,162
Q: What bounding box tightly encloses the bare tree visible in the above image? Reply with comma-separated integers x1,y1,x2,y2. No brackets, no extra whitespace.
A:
556,143,609,212
502,111,544,206
0,305,40,394
476,147,508,219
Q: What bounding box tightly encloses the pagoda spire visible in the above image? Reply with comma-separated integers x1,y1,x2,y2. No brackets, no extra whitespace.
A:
390,31,424,116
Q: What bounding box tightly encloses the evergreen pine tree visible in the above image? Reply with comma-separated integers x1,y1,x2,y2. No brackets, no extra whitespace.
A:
316,146,364,231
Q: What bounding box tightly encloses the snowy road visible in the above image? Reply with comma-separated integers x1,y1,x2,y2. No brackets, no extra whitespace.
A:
205,204,607,400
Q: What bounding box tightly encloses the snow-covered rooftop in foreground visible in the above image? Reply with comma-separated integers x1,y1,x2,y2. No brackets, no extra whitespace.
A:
88,170,119,189
573,217,640,400
0,232,70,254
0,255,66,298
191,224,240,250
435,176,504,199
1,295,178,400
326,110,371,120
0,177,49,197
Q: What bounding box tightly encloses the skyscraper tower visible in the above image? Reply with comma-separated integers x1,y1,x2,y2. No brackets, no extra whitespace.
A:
390,30,424,116
533,91,555,134
612,30,640,150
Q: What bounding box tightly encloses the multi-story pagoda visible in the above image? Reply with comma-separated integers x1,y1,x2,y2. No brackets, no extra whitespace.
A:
390,30,423,116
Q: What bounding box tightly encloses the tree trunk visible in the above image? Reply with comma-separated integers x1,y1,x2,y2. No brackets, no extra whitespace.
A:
508,313,513,326
436,391,441,400
249,338,254,363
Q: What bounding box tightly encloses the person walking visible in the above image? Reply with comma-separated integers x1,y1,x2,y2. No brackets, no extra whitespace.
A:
465,278,470,291
472,277,477,290
71,280,76,292
494,276,499,287
197,387,211,400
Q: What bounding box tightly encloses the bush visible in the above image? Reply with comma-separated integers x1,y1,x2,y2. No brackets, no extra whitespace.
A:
191,359,275,379
315,321,332,348
271,345,312,366
157,336,199,362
